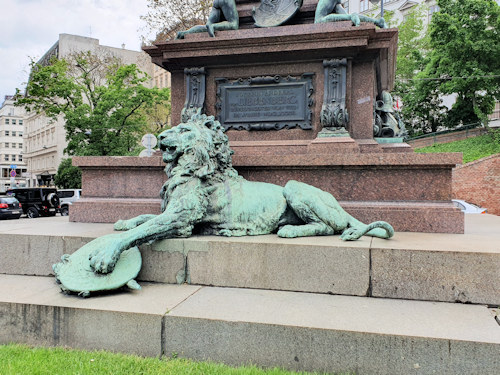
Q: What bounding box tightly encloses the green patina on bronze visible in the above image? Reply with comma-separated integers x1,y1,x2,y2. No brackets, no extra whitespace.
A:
53,246,142,297
176,0,239,39
53,114,394,296
315,0,387,28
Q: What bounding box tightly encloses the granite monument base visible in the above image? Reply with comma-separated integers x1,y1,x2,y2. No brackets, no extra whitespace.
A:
71,153,463,234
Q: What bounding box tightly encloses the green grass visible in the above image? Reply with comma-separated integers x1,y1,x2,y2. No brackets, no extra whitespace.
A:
415,133,500,163
0,344,344,375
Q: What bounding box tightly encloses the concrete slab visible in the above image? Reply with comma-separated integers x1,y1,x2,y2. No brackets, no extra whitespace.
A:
186,235,370,295
0,275,201,356
1,215,499,304
164,287,500,375
371,216,500,304
1,275,499,374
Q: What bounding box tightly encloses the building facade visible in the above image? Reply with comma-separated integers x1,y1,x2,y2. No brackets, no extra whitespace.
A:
0,96,27,192
23,34,159,187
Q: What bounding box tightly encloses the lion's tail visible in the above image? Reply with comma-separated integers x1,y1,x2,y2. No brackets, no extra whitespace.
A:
363,221,394,239
347,216,394,239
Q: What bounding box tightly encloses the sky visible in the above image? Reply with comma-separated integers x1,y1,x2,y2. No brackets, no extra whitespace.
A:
0,0,153,101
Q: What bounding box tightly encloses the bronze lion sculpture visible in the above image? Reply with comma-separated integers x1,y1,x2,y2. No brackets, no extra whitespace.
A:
75,114,393,276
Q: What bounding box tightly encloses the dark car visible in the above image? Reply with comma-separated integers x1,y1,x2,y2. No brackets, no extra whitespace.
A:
0,196,22,220
6,188,60,218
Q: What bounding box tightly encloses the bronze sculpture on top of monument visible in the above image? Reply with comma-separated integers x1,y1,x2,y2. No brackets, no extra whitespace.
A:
70,0,464,281
176,0,388,39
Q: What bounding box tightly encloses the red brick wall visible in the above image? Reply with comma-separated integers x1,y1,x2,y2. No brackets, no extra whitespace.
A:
452,154,500,215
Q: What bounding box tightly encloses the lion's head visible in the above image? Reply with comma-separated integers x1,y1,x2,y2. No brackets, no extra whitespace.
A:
158,114,237,181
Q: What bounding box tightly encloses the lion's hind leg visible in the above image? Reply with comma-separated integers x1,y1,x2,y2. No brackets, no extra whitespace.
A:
114,214,158,231
277,181,346,238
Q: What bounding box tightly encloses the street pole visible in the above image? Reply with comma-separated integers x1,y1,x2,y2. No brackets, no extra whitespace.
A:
381,0,384,18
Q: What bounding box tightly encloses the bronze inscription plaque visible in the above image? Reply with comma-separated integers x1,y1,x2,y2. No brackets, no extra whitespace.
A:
216,74,314,131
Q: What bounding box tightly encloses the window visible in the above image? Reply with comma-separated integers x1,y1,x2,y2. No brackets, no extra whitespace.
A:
12,131,16,136
19,143,22,148
19,132,23,137
5,143,9,148
5,119,9,125
12,119,16,125
5,131,9,136
4,155,9,161
12,143,16,148
11,155,16,161
19,120,23,125
360,0,369,12
428,5,440,22
18,155,23,162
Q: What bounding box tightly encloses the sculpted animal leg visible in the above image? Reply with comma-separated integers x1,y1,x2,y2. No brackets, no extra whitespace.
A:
114,215,158,231
89,180,207,274
279,180,394,240
358,14,387,28
278,181,341,238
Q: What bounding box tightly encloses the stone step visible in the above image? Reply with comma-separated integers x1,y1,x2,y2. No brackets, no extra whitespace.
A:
1,216,499,305
1,275,499,375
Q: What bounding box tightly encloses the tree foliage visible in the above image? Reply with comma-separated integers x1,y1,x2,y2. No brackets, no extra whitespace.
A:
394,0,500,135
16,52,170,156
394,5,447,135
141,0,213,43
428,0,500,127
54,158,81,189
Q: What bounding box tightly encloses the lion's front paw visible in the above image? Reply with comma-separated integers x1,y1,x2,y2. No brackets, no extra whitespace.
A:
351,13,360,27
277,225,299,238
89,247,121,274
114,220,128,231
377,17,388,28
340,227,362,241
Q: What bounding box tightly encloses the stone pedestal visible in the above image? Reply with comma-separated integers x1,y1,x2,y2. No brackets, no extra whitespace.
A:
72,4,464,233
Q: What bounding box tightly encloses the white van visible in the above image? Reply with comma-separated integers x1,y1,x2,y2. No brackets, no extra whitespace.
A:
57,189,82,216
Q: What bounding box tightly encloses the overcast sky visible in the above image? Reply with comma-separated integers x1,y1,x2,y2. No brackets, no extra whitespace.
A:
0,0,152,101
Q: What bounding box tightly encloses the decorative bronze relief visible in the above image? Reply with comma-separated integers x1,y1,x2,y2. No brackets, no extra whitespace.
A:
320,59,349,131
216,74,314,131
181,67,206,122
253,0,303,28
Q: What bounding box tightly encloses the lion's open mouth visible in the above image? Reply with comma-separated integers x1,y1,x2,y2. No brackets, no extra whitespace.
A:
161,144,180,163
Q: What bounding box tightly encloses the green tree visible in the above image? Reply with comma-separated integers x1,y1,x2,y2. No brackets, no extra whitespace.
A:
427,0,500,127
394,5,447,135
17,52,170,156
54,158,81,189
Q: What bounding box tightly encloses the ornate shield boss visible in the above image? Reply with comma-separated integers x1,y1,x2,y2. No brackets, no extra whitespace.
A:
253,0,303,28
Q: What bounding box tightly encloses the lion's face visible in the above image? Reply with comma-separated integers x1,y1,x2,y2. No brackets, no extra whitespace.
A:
158,122,205,164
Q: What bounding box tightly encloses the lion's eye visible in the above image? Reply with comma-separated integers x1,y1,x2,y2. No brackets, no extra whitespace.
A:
179,128,190,133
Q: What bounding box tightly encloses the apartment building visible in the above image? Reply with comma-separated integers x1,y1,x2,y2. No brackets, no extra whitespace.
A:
0,96,27,192
345,0,439,25
23,34,159,187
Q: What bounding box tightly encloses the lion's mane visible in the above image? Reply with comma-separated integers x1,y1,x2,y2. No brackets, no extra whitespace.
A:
159,115,240,212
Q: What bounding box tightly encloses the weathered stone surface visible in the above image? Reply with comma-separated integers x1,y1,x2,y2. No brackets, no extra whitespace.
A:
1,275,499,374
186,235,370,295
1,216,498,304
164,286,500,375
0,275,201,356
371,229,500,305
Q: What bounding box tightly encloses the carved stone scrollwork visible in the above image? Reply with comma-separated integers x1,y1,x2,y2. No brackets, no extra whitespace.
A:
216,73,314,131
181,67,206,122
320,59,349,131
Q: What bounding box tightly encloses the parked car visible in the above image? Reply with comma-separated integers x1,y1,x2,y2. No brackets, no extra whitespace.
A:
452,199,488,214
57,189,82,216
0,196,22,220
6,188,60,218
